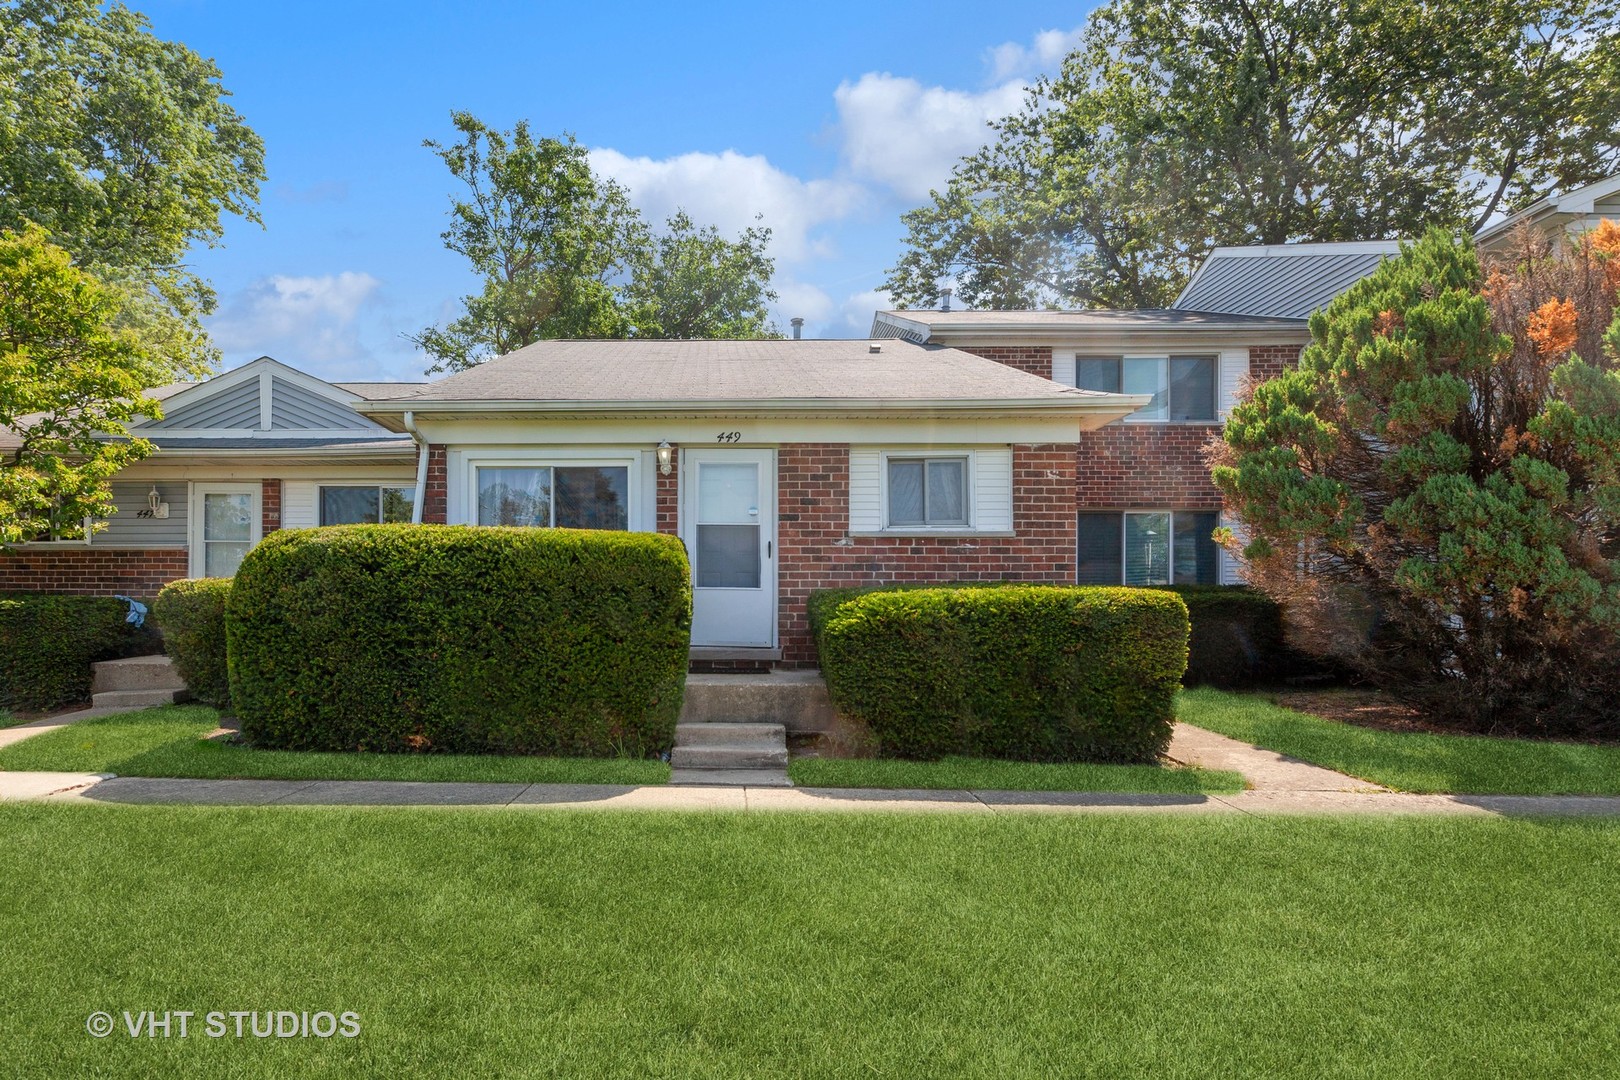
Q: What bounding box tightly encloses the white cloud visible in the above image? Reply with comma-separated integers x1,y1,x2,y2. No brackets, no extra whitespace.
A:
832,73,1026,202
209,271,383,367
589,148,866,263
984,27,1085,82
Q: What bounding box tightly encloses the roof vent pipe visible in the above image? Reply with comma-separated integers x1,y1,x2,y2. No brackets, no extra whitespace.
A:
790,317,804,340
939,286,953,312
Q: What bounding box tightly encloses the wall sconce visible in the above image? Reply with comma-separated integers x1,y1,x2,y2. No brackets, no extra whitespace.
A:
146,485,170,520
656,440,674,475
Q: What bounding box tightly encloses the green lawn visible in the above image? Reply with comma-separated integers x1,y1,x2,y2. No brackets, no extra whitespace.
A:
788,754,1243,793
3,806,1618,1078
1180,687,1620,795
0,704,670,786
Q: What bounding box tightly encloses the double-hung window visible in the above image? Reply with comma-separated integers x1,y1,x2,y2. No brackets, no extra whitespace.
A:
319,486,415,525
886,456,969,528
476,465,629,530
1077,510,1221,585
1075,355,1217,422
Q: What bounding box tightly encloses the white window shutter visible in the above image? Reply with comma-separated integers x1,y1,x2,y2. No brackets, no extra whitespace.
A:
283,481,319,529
973,448,1013,531
1219,513,1248,584
848,449,883,532
1218,349,1249,420
1052,350,1077,387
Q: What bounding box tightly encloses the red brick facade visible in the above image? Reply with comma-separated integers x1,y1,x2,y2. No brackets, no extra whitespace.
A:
0,548,189,598
422,446,448,524
655,445,679,536
261,479,282,534
1075,424,1225,510
773,443,1077,665
957,345,1053,379
1249,344,1302,384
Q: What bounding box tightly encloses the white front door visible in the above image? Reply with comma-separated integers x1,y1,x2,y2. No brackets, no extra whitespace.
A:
682,448,776,648
189,483,261,578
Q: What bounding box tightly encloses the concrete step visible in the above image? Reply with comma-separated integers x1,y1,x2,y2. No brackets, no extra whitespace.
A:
91,655,186,695
679,670,836,732
669,768,794,787
669,744,790,770
90,688,189,709
674,722,785,746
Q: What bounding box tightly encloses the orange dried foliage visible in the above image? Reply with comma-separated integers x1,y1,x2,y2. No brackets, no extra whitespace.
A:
1372,309,1403,337
1526,297,1578,359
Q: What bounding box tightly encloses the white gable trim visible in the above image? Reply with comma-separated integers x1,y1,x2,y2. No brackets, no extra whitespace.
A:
133,356,376,431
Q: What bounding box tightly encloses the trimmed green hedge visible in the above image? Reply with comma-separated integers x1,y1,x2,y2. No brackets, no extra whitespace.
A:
812,585,1189,763
1155,586,1286,687
153,579,233,707
227,525,692,757
0,594,137,710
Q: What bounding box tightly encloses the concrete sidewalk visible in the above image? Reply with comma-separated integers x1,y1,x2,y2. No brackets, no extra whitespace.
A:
2,772,1617,817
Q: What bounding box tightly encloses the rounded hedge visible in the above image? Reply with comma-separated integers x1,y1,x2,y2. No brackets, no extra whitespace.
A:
227,524,692,757
813,585,1189,763
0,594,137,710
153,578,233,707
1156,585,1286,687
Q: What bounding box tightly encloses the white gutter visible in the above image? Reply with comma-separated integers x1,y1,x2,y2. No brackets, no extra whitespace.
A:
358,394,1149,419
402,410,428,525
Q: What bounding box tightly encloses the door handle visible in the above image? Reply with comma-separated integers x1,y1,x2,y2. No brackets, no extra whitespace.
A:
767,540,771,558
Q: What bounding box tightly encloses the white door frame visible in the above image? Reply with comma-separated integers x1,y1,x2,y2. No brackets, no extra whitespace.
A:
680,448,777,648
188,482,262,578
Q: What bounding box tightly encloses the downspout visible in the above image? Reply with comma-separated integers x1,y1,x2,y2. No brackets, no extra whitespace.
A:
403,410,428,525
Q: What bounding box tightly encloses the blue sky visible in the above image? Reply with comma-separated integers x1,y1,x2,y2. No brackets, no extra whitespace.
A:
141,0,1098,382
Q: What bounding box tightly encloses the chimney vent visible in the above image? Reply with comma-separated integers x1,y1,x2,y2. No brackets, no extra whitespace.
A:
790,316,804,340
939,286,953,312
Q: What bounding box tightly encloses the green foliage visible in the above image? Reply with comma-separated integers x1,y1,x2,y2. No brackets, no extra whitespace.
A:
0,0,265,370
0,593,133,710
886,0,1620,310
0,225,164,543
1156,586,1291,688
812,585,1188,763
227,525,692,757
152,578,232,707
1213,228,1620,733
412,113,780,372
625,210,778,339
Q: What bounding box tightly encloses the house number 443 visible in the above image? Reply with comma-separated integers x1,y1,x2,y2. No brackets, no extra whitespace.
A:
715,431,743,443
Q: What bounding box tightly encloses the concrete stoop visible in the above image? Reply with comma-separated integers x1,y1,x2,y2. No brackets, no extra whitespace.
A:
679,670,836,732
670,722,790,787
90,655,189,709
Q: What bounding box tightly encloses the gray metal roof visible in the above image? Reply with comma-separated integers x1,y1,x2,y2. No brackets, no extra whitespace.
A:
372,338,1115,406
1173,241,1400,319
872,308,1307,341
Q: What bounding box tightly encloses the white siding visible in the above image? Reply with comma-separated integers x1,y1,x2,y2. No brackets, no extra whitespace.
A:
1051,350,1077,387
973,448,1013,531
282,481,320,529
1219,513,1247,585
848,449,882,532
1217,349,1248,420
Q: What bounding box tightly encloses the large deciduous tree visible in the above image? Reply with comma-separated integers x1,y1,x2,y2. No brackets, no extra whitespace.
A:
0,0,265,373
626,211,777,340
886,0,1620,311
412,114,779,372
1211,226,1620,734
0,226,165,544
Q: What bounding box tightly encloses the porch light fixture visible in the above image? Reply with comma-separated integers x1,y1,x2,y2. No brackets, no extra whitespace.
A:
656,440,674,475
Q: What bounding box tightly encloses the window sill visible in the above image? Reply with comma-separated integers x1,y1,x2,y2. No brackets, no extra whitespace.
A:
851,530,1016,539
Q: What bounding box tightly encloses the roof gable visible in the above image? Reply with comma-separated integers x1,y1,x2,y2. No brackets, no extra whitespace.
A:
133,356,397,439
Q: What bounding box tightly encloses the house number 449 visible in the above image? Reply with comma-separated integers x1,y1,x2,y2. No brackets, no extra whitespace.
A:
715,431,743,443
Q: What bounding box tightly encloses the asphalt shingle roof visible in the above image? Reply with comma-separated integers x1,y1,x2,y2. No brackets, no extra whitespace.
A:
384,338,1113,404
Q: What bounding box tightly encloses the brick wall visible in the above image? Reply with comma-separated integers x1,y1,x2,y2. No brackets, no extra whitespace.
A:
261,479,282,534
1075,424,1225,510
1249,344,1303,384
775,443,1077,665
655,444,679,535
0,548,189,598
957,344,1053,380
422,446,448,524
